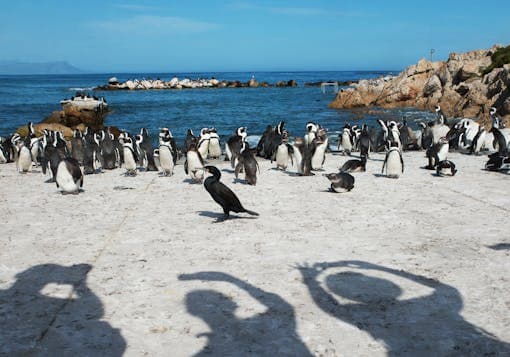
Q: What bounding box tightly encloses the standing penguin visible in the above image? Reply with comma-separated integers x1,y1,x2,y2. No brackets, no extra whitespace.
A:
184,129,197,153
185,142,205,183
225,127,247,166
197,128,211,160
339,124,353,155
56,157,83,194
324,172,355,193
235,141,259,185
203,165,259,220
382,143,404,178
16,137,33,173
291,137,305,175
311,128,328,170
359,124,371,158
425,137,449,170
122,136,138,176
139,128,158,171
304,122,318,147
256,125,273,158
274,130,293,170
83,128,100,175
419,122,433,150
159,128,178,164
208,128,222,159
156,134,175,176
99,129,117,170
71,129,85,165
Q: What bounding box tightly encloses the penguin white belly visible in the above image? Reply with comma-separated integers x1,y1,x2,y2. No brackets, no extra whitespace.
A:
56,161,80,193
18,146,32,172
474,130,487,154
198,141,209,160
304,133,315,147
159,146,174,175
385,151,402,178
292,146,303,173
341,133,352,152
437,143,449,161
483,132,496,152
0,149,6,163
275,144,289,169
432,125,450,144
123,148,137,171
312,140,327,170
30,140,40,165
187,152,204,182
225,143,232,161
208,138,221,158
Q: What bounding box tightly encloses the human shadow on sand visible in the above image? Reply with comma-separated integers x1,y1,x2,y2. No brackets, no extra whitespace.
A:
0,263,126,356
179,271,312,356
297,260,510,356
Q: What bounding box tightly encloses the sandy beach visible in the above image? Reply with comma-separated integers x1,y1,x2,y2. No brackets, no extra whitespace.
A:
1,151,509,356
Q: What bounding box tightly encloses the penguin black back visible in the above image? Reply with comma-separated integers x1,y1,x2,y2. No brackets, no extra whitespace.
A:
203,165,258,220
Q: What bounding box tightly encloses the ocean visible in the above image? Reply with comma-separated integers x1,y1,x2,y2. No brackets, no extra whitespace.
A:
0,71,435,146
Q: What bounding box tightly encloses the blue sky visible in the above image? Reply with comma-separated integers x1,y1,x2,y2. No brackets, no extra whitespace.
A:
1,0,509,73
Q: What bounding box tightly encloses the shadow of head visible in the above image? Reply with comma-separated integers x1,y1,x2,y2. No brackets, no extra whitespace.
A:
325,271,402,303
13,263,92,292
186,290,237,321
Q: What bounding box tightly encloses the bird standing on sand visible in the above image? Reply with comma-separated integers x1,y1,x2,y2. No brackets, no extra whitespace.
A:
203,165,258,220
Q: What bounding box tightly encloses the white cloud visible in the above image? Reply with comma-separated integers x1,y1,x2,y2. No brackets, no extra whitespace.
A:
90,15,219,35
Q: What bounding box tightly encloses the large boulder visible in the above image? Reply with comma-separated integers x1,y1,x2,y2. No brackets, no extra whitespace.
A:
329,44,510,122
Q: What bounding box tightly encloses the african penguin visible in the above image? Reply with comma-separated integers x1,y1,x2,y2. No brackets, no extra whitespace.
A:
339,155,367,173
197,128,211,160
436,160,457,177
226,127,247,167
185,142,205,183
359,124,371,158
122,136,138,176
71,129,85,165
157,134,175,176
56,157,83,194
425,137,449,170
235,141,259,185
339,125,353,155
208,128,222,159
274,130,293,171
304,122,318,147
311,128,328,170
324,172,355,193
382,144,404,178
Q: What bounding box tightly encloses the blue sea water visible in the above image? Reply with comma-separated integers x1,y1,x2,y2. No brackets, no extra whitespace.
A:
0,71,435,145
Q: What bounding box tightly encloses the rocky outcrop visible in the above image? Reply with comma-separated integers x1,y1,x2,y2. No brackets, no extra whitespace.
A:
329,45,510,124
95,77,301,90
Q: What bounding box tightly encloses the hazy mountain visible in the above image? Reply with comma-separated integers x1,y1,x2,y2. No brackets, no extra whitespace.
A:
0,61,83,75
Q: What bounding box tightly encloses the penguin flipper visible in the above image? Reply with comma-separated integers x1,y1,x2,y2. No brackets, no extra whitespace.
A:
184,159,189,175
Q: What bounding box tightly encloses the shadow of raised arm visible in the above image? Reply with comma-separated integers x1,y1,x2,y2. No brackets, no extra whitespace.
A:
179,271,291,313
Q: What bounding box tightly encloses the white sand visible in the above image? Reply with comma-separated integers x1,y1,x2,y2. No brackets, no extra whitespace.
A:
1,151,509,356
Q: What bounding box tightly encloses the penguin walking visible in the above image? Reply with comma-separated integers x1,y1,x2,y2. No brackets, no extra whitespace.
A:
156,135,175,176
339,155,367,173
56,157,83,194
235,141,259,185
71,129,85,165
197,128,211,161
273,130,293,170
122,137,138,176
185,142,205,183
324,172,355,193
203,165,259,220
311,128,328,170
208,128,222,159
436,160,457,177
339,125,353,155
382,144,404,178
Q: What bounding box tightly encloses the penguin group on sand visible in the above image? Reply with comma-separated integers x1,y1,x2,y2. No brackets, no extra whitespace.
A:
1,104,508,215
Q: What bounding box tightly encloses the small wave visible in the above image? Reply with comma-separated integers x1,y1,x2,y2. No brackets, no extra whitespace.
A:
69,87,94,91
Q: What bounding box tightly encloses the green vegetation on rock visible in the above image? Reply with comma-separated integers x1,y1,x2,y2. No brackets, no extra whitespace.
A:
483,45,510,75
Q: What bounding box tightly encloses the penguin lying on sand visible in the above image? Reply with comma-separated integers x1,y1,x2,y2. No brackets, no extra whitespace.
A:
324,172,355,193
